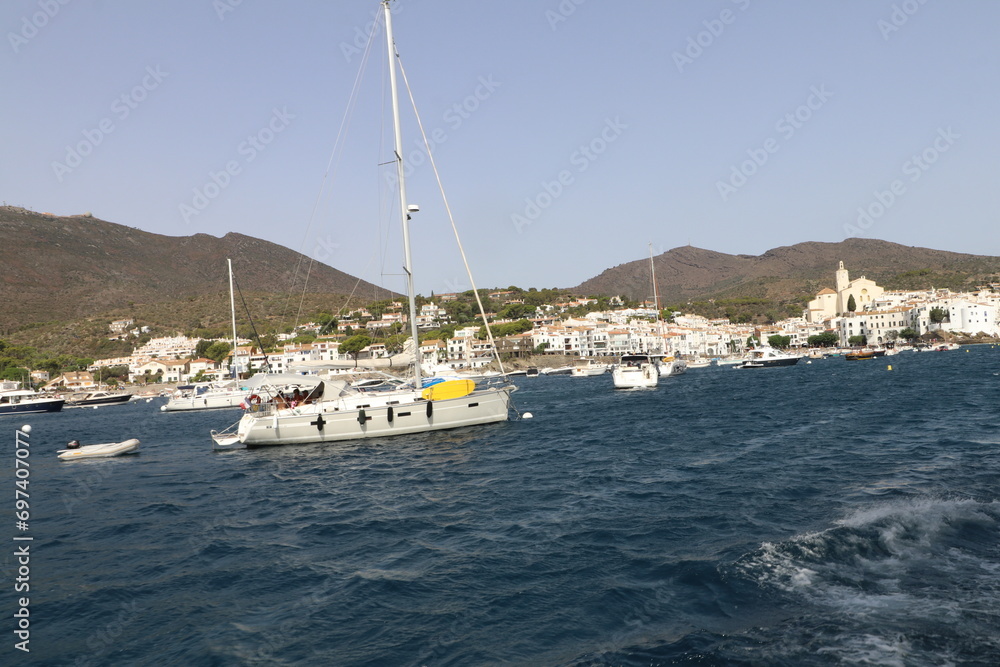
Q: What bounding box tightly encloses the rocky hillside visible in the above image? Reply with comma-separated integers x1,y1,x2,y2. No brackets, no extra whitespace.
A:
574,239,1000,304
0,206,391,330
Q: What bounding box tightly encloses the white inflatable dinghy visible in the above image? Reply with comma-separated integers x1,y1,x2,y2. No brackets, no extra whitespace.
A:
57,439,140,460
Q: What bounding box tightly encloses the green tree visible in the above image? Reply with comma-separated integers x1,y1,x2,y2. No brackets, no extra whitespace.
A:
316,312,338,334
898,327,918,341
445,301,474,324
258,334,279,352
807,332,839,347
339,334,373,368
929,307,948,324
204,341,232,363
497,303,534,320
195,339,214,358
768,334,791,349
95,365,130,384
847,294,857,312
848,335,867,346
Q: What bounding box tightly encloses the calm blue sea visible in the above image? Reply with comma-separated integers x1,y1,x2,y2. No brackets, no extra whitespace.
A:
9,345,1000,666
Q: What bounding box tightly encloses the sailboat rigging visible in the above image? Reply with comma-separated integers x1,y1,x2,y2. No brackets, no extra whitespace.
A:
162,259,250,412
649,244,686,378
210,0,516,448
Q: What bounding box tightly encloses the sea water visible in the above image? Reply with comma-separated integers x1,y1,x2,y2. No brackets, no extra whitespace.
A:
12,345,1000,665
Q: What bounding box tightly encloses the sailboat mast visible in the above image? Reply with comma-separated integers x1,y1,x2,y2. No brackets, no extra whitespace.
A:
228,258,238,378
384,0,422,387
649,243,664,353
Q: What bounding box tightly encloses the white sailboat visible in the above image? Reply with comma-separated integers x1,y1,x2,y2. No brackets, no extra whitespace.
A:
647,244,686,378
211,1,515,448
163,259,248,412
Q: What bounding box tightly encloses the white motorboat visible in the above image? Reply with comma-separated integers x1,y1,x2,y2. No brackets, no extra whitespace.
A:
570,361,608,376
64,390,132,407
737,346,802,368
612,354,659,388
657,356,688,377
0,386,64,415
57,438,140,460
209,2,515,447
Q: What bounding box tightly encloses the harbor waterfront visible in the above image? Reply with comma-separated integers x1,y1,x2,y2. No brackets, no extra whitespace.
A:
18,345,1000,665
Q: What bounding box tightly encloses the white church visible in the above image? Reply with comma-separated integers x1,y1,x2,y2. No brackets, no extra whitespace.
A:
805,261,885,324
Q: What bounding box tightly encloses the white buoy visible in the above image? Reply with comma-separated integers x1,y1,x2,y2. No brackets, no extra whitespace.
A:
21,425,31,434
523,412,533,419
160,405,167,412
92,405,99,409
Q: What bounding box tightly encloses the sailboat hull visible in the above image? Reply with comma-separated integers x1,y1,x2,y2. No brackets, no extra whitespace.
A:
163,393,245,411
235,385,514,446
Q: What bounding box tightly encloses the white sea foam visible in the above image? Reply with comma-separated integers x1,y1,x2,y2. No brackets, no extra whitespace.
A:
740,497,1000,611
816,633,915,667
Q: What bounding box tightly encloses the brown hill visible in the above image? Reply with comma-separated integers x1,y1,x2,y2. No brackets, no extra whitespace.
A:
574,239,1000,304
0,206,391,330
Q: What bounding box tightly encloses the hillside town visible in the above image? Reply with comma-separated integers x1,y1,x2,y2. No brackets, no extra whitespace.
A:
39,262,998,390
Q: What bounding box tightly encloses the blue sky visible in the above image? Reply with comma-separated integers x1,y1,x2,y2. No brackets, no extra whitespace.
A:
2,1,998,298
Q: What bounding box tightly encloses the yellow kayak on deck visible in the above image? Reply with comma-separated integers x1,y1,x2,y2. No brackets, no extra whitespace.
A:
420,379,475,401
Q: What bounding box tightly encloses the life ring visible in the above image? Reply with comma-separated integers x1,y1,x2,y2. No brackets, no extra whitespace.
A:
247,394,262,412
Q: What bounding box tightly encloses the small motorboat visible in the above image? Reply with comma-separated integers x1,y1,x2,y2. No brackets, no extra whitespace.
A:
737,346,802,368
64,390,132,408
57,438,140,460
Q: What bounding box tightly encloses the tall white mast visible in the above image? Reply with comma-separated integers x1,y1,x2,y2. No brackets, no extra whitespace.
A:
384,0,422,388
649,243,664,353
228,258,238,378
